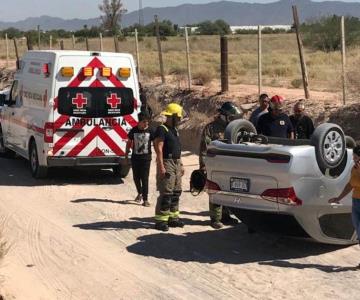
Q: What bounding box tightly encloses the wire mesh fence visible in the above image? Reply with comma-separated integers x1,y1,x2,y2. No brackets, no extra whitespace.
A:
0,32,358,102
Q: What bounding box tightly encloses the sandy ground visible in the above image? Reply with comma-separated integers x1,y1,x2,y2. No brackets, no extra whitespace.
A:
0,153,360,300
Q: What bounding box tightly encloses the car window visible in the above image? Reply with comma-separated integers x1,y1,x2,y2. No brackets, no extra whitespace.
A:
58,87,134,118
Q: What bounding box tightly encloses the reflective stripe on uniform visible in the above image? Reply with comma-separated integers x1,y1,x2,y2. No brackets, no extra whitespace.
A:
169,211,180,219
155,214,170,222
160,124,169,132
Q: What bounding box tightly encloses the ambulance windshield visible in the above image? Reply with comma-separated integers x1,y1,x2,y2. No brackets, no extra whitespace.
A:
58,87,135,117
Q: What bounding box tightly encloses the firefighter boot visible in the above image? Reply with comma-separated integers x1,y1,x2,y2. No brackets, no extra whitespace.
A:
155,222,169,232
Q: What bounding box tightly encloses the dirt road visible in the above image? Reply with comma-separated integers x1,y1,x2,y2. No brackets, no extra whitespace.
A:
0,154,360,300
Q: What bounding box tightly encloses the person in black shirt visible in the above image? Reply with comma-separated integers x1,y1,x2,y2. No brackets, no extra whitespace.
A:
257,95,294,139
290,100,315,139
126,111,154,207
153,103,185,232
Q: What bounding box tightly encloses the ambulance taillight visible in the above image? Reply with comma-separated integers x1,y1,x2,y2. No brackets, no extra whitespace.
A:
43,63,51,77
44,122,54,143
83,67,94,77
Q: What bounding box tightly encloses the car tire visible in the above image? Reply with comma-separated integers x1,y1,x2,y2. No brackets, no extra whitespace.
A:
113,164,131,178
345,136,356,149
224,119,257,144
29,141,48,179
310,123,346,170
0,125,15,158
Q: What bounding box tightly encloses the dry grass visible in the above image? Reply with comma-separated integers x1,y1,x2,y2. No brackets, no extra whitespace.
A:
0,34,359,93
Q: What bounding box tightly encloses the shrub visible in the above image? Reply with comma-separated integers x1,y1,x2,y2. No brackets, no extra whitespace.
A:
291,78,303,88
192,69,215,86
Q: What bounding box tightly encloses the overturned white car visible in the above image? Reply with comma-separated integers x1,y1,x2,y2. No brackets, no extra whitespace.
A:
205,119,357,245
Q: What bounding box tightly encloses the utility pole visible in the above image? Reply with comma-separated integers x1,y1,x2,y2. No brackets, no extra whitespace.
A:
155,15,165,84
37,25,41,50
341,16,346,105
139,0,144,26
292,5,310,99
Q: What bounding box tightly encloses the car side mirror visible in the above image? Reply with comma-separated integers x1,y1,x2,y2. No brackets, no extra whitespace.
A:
0,94,5,106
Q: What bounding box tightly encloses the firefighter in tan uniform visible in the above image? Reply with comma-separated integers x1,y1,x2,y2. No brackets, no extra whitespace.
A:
154,103,185,232
199,102,241,229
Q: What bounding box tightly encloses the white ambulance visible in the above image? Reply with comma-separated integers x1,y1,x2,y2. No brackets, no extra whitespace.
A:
0,50,140,178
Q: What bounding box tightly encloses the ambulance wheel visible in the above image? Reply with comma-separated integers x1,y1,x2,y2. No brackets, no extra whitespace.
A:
113,164,130,178
0,125,15,158
29,141,48,179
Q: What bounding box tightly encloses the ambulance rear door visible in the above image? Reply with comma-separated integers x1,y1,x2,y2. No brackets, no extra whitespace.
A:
53,53,139,158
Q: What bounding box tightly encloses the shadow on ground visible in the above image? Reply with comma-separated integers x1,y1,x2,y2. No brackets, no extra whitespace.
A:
259,260,360,273
74,215,349,268
73,216,208,231
0,157,123,186
72,198,141,206
125,227,348,268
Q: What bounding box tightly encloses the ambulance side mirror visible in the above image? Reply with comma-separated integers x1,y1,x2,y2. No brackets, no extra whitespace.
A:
0,94,5,106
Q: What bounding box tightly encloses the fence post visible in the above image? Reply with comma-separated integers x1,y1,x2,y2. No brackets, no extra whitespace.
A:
221,36,229,93
5,33,9,68
292,5,310,99
99,33,103,51
185,27,192,90
60,40,64,50
258,25,262,96
113,36,119,52
37,25,41,50
341,16,346,105
85,37,89,51
26,35,34,50
49,35,52,50
135,29,141,81
72,34,75,49
155,15,165,84
13,39,19,69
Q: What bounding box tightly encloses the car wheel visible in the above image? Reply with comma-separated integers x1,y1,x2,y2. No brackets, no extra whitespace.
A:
113,164,131,178
345,136,356,149
29,141,48,179
224,119,257,144
311,123,346,170
0,125,15,158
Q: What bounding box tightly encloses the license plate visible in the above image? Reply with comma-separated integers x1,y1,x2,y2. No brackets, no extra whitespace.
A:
230,177,250,193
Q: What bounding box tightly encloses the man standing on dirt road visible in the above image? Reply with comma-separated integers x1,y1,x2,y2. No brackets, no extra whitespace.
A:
199,101,241,229
153,103,185,232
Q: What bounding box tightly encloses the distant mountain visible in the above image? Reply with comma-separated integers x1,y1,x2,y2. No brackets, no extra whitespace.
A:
2,0,360,31
0,15,100,31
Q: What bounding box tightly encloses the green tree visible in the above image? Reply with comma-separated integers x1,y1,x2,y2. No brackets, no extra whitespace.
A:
1,27,22,39
196,20,231,35
301,15,360,52
99,0,127,35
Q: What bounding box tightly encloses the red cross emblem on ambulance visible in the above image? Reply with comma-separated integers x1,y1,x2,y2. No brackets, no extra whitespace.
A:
72,93,88,109
107,93,121,109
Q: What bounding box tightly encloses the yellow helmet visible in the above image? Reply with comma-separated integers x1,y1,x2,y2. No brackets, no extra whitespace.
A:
161,103,183,118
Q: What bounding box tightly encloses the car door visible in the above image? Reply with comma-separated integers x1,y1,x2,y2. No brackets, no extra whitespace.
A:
3,80,20,147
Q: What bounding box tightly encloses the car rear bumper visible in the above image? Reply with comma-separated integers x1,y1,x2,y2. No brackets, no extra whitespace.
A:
210,193,356,245
209,191,279,212
47,156,127,167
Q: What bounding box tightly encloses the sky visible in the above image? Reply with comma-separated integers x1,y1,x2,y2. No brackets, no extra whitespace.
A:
1,0,360,22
